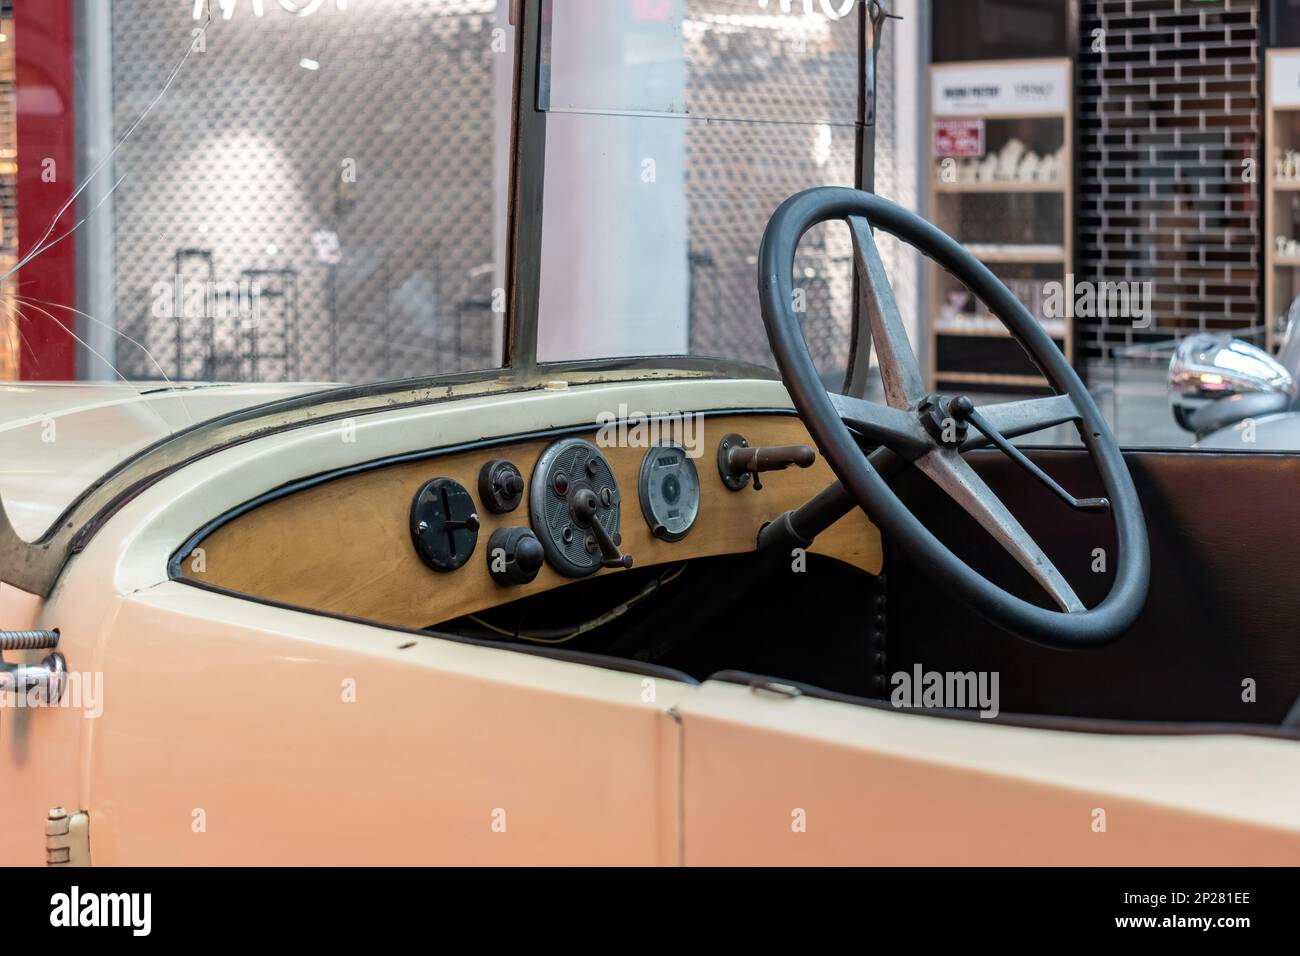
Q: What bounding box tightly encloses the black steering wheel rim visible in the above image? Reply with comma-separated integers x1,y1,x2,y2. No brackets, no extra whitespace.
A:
759,186,1149,649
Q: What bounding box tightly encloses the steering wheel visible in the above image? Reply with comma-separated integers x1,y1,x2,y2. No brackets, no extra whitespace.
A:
758,187,1149,649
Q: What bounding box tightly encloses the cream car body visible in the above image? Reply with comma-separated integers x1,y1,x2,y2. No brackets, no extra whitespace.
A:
3,375,1299,865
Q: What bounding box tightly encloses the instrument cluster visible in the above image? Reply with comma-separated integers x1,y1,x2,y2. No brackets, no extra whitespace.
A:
407,430,812,586
408,436,705,586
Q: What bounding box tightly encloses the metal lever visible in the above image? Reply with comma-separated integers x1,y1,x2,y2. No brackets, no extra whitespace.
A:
444,513,481,533
951,397,1110,513
718,433,816,491
0,629,66,704
571,489,633,570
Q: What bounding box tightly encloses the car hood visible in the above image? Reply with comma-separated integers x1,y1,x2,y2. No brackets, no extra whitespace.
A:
0,381,333,540
1195,411,1300,451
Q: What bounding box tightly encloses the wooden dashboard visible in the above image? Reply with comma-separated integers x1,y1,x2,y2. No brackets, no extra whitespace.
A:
176,413,883,629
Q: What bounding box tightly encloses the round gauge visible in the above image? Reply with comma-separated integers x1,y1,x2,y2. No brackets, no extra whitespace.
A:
529,437,622,578
638,442,700,542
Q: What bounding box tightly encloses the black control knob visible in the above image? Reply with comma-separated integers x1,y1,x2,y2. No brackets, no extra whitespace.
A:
487,527,546,586
410,478,480,572
478,459,525,514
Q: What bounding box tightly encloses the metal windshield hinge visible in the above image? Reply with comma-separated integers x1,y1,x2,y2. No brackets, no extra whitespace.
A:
864,1,903,128
46,807,91,867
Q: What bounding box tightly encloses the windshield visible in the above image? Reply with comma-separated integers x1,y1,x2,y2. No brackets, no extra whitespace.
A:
0,0,893,424
536,0,869,382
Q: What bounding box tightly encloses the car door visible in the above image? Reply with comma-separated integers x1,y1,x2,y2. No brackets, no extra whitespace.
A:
72,579,689,865
675,678,1300,865
0,582,86,864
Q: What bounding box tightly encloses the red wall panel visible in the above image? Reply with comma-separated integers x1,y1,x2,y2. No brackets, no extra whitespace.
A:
13,0,77,380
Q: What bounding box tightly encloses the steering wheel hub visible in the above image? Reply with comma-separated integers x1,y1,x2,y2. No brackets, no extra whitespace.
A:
917,394,976,447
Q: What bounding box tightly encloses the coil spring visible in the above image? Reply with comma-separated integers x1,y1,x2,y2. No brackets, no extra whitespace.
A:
0,630,59,651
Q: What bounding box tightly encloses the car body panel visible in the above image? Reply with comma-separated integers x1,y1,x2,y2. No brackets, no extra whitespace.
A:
0,381,332,540
1197,411,1300,450
678,681,1300,864
90,585,688,865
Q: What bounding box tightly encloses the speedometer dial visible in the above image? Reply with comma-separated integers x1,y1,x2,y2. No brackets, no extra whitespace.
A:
638,442,700,542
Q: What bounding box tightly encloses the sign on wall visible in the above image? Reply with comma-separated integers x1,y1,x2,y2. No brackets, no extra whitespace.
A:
931,60,1069,116
932,118,985,157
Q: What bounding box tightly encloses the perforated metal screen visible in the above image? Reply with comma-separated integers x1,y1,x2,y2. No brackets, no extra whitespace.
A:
105,0,891,384
110,0,504,383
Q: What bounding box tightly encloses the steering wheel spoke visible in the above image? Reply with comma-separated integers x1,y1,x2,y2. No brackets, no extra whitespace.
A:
914,449,1085,613
827,391,930,457
961,393,1081,451
848,215,925,410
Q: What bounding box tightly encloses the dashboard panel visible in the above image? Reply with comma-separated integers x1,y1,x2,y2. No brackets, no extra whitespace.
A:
176,413,883,629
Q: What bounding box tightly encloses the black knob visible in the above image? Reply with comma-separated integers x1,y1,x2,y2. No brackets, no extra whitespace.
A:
478,459,525,514
572,487,600,526
516,535,545,575
487,527,546,586
410,477,480,572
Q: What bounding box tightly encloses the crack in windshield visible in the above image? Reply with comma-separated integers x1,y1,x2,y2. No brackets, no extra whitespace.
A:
2,1,216,429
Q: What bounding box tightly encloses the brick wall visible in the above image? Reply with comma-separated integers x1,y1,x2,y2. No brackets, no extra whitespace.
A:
1077,0,1261,363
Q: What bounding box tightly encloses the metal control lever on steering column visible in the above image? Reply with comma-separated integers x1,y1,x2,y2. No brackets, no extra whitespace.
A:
941,396,1110,513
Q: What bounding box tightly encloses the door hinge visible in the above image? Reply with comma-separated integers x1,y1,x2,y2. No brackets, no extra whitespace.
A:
46,807,90,867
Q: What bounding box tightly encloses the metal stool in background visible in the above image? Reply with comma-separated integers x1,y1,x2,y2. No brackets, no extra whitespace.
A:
239,268,300,382
173,248,216,380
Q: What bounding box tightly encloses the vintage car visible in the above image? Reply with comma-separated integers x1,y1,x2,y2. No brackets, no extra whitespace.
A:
4,199,1300,863
3,1,1300,868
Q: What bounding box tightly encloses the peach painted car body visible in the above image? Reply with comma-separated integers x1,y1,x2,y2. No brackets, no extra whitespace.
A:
2,377,1300,865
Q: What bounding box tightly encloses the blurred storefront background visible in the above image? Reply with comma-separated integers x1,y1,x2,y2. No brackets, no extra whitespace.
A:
1,0,922,388
0,0,1293,448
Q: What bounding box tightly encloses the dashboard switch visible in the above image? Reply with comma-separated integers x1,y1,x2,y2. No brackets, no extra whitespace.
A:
487,527,546,586
529,438,627,577
410,478,480,572
478,459,526,514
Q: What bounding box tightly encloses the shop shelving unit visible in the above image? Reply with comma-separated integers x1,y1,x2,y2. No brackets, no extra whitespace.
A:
1265,48,1300,352
927,58,1073,392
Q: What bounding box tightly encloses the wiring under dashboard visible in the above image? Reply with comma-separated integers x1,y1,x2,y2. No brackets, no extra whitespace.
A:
467,563,688,645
